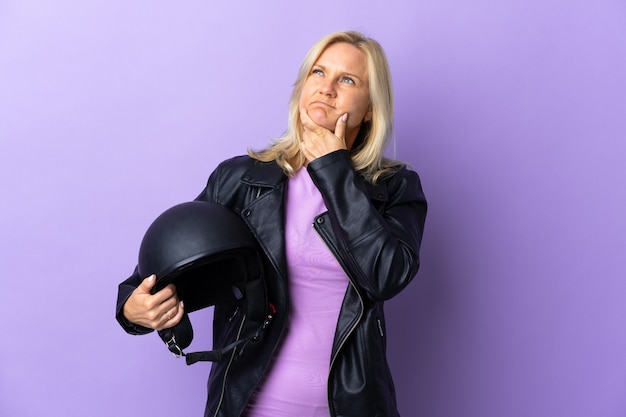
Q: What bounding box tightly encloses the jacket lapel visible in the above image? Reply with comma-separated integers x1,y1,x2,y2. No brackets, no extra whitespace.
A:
238,161,289,283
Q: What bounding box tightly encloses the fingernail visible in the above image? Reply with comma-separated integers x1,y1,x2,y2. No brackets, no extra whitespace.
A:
342,113,348,121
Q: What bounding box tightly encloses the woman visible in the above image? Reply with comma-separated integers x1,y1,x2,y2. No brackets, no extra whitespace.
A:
116,30,427,417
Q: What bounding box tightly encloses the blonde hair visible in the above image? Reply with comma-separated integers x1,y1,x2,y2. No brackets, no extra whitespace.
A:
248,31,403,183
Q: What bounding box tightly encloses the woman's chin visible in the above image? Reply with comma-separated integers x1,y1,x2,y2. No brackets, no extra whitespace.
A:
308,112,336,131
311,115,337,132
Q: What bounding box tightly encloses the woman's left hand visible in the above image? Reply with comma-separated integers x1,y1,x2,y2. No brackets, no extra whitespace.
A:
300,108,348,162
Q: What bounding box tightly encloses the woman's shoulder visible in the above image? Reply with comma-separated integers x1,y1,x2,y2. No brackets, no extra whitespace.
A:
210,154,285,188
215,154,256,172
377,163,420,184
215,154,280,171
378,164,426,203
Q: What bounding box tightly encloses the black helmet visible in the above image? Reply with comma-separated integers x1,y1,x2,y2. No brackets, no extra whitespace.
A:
137,201,273,364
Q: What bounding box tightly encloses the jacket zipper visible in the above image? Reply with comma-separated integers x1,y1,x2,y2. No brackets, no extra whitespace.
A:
213,314,247,417
313,215,364,417
327,284,363,417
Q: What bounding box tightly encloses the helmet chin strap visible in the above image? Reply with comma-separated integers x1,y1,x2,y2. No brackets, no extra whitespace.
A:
158,302,276,365
157,273,275,365
183,303,276,365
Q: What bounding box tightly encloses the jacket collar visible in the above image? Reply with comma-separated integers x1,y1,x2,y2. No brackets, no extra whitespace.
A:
241,161,389,206
240,160,286,189
239,158,391,202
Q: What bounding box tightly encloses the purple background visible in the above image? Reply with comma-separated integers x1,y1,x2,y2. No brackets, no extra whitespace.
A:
1,1,625,416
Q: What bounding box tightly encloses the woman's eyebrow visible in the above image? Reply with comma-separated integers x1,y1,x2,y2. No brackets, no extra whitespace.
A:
313,64,364,83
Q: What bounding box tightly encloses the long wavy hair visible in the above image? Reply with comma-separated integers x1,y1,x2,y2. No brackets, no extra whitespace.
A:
248,31,403,183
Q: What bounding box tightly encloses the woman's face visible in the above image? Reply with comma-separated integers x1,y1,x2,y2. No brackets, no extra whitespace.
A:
299,42,372,150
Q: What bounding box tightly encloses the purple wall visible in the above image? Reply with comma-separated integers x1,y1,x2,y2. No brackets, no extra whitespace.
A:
1,1,625,416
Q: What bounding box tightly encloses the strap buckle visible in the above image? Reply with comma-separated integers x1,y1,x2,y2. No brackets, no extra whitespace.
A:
164,335,184,358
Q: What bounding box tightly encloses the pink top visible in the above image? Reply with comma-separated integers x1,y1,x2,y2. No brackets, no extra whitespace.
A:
245,168,349,417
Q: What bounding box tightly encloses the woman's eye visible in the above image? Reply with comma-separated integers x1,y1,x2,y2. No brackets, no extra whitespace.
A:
312,68,324,76
341,76,355,84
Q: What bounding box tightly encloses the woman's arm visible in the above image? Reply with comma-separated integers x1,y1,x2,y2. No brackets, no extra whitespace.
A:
307,150,427,301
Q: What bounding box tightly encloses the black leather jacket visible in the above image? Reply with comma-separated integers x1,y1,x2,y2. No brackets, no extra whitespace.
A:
116,150,427,417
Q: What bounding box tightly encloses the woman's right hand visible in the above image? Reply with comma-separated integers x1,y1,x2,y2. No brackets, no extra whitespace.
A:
122,274,185,331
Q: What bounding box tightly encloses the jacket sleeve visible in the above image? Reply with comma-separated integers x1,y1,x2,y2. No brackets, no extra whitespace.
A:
307,150,427,301
115,268,155,335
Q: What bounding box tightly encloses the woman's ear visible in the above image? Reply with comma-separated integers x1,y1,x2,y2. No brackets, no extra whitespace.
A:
364,103,373,122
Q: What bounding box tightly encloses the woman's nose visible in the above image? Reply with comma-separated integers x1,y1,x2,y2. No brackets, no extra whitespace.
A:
318,79,336,96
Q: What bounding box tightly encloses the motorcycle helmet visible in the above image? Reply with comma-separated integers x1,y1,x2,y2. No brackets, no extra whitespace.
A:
137,201,273,364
